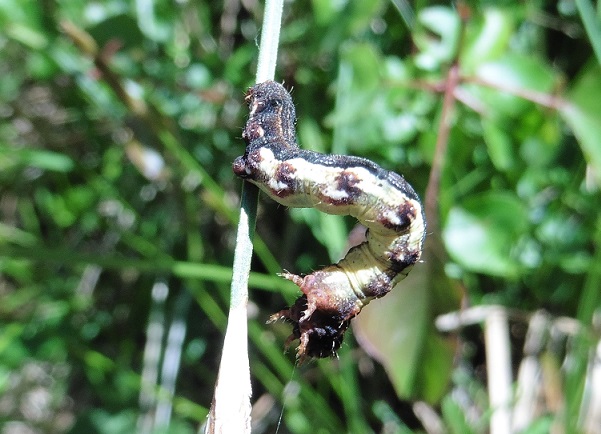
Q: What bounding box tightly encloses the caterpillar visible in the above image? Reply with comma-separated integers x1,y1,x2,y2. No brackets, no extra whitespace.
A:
233,81,426,361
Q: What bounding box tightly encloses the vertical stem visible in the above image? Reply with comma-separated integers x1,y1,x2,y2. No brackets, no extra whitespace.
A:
155,291,191,429
255,0,284,83
138,281,169,433
512,312,549,431
484,308,513,434
204,0,284,432
424,63,460,233
577,217,601,324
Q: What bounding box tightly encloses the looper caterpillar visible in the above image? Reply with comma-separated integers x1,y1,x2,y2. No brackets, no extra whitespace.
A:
233,81,426,361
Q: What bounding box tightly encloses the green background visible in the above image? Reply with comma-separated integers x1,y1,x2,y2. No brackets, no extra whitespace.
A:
1,0,600,433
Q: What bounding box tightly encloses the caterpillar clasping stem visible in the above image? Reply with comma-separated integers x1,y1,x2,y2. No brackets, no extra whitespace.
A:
234,81,426,360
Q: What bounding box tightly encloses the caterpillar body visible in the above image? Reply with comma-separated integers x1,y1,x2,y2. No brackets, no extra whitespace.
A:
233,81,426,361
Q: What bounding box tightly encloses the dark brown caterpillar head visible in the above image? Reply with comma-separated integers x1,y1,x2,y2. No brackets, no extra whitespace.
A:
241,81,297,149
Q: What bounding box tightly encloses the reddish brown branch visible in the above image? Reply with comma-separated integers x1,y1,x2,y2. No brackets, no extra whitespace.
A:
465,76,566,111
425,63,460,234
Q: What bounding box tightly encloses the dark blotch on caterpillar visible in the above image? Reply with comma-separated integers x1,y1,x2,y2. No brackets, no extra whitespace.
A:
233,81,426,362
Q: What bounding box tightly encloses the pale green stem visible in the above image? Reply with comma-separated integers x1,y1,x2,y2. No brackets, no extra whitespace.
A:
204,0,284,433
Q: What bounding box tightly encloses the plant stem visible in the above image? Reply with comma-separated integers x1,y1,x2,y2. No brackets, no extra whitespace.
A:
255,0,284,83
62,19,282,277
425,63,460,234
204,1,284,433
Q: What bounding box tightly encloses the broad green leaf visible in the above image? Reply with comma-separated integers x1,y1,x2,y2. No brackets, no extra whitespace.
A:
574,0,601,66
443,191,529,278
353,275,454,403
353,235,459,403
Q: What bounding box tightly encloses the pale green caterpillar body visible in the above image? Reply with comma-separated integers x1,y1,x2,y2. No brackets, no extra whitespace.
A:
233,81,426,360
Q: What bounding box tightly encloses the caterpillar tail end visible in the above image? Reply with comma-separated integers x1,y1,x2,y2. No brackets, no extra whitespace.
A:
268,272,353,361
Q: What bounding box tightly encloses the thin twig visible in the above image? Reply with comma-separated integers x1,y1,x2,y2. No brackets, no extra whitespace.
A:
465,76,566,111
424,63,460,234
423,3,467,233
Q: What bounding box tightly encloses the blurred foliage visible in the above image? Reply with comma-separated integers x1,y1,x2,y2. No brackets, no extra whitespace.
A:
1,0,600,433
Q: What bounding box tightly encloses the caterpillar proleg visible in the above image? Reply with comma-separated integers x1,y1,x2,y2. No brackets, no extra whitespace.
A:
233,81,426,361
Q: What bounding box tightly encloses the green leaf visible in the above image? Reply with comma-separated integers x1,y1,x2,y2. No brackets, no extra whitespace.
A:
414,6,461,70
5,22,47,49
0,145,75,173
470,53,556,117
353,235,459,403
341,42,381,91
443,191,529,278
346,0,384,35
354,275,453,403
560,64,601,185
442,394,476,434
290,208,348,262
478,54,555,92
461,8,515,73
87,14,145,50
0,0,45,49
134,0,170,42
481,118,514,171
311,0,347,25
0,222,37,246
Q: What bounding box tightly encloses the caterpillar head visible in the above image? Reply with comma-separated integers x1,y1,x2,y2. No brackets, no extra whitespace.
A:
241,81,297,148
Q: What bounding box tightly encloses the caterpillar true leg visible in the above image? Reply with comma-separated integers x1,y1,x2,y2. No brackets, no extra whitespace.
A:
233,80,426,361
